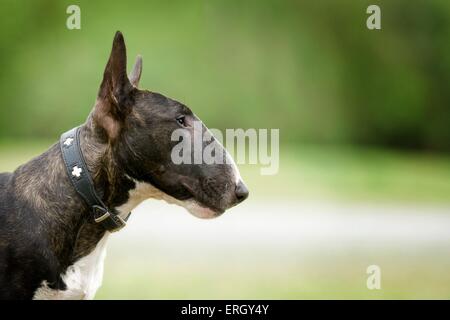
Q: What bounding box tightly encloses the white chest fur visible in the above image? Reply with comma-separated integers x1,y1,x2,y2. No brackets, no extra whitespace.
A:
33,234,109,300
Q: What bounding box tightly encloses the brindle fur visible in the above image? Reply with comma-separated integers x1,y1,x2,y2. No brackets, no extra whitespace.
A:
0,32,248,299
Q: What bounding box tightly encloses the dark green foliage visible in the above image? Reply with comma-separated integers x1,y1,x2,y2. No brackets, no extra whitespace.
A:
0,0,448,151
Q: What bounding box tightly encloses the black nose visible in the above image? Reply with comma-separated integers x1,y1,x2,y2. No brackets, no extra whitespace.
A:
235,180,249,203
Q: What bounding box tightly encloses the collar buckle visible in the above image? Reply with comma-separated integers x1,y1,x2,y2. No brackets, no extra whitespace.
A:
93,206,126,233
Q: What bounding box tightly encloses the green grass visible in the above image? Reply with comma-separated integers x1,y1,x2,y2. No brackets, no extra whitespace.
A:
95,251,450,299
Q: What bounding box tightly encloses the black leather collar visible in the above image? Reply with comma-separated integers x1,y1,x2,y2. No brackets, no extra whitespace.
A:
60,127,129,232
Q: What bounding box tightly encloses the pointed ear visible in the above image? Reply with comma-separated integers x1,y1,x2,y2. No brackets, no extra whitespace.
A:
129,55,143,87
94,31,133,139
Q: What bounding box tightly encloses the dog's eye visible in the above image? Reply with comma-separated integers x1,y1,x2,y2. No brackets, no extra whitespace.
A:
176,116,186,127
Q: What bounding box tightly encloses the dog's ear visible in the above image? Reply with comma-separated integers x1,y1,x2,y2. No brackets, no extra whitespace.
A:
129,55,142,87
94,31,133,140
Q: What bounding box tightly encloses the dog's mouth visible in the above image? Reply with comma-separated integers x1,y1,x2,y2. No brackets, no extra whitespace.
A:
182,199,225,219
180,180,226,219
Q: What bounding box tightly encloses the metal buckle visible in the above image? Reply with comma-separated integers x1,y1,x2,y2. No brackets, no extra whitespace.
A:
95,211,110,223
93,205,127,232
109,215,127,232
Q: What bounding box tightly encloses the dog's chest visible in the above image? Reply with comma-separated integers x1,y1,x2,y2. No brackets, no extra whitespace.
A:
33,234,109,300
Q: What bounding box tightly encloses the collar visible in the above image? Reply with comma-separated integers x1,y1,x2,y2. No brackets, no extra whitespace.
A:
60,126,130,232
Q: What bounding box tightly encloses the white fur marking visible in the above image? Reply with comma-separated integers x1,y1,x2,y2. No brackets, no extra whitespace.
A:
117,177,218,220
33,234,109,300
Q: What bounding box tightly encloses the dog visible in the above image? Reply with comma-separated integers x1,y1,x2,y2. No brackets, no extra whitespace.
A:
0,31,249,300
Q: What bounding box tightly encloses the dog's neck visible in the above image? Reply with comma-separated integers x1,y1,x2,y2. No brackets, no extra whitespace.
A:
66,119,140,256
21,118,143,267
78,117,137,214
80,117,170,218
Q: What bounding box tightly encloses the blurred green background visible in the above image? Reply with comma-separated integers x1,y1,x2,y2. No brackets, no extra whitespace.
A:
1,0,449,150
0,0,450,299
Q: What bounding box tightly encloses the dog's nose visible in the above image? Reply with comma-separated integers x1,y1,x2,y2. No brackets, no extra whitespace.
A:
235,180,249,203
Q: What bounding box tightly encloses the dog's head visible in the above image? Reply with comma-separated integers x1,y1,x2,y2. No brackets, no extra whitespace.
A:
91,32,248,219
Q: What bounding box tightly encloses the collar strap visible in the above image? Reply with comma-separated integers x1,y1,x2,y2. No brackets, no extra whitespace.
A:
60,127,129,232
